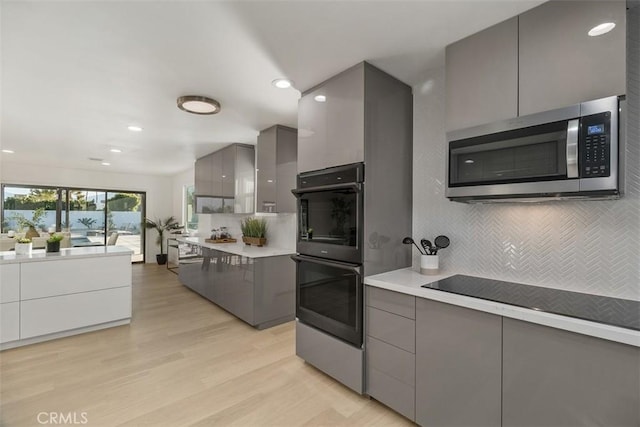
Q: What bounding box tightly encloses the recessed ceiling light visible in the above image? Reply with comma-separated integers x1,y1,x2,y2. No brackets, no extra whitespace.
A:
314,95,327,102
177,95,221,115
128,125,143,132
588,22,616,36
110,148,122,153
2,149,15,154
101,162,111,166
272,79,293,89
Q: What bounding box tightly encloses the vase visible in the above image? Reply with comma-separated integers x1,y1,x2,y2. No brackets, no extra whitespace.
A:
242,236,267,247
420,254,439,275
46,241,60,253
156,254,168,265
15,242,33,255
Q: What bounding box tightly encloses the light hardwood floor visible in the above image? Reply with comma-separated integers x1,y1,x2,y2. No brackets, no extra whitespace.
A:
0,264,413,427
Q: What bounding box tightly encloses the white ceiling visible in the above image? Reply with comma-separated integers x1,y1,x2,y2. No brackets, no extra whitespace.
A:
1,0,544,176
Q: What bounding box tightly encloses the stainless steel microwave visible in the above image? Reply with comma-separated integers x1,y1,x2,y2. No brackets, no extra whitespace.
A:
446,96,625,203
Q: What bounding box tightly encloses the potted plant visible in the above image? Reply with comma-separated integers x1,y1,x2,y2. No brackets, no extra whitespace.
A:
241,217,268,247
10,207,45,239
15,237,32,255
145,216,179,265
46,233,64,253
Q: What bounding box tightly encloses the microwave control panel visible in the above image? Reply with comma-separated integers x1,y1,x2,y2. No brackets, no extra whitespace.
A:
580,112,611,178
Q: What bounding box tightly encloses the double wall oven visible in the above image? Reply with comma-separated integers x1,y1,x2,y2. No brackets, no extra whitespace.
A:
292,163,364,347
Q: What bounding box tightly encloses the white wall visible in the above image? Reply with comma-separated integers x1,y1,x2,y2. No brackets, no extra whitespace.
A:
411,29,639,301
0,161,173,262
170,166,194,224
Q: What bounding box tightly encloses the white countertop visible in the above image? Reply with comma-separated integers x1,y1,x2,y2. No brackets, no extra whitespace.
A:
365,268,640,348
177,237,295,259
0,246,133,264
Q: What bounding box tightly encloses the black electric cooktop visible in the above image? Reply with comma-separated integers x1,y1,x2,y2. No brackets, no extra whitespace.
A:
422,275,640,331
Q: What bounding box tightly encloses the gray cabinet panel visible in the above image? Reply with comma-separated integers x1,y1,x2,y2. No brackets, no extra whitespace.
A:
368,367,415,421
366,336,414,386
221,145,236,199
253,255,295,327
366,306,415,353
503,318,640,427
194,154,213,196
211,151,223,197
446,17,518,131
232,145,255,214
256,125,297,213
415,299,502,427
256,126,277,212
366,287,415,319
298,87,327,173
519,1,626,115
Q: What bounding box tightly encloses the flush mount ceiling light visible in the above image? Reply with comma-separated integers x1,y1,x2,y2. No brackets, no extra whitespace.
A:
314,95,327,102
272,78,294,89
588,22,616,36
128,125,143,132
177,95,221,115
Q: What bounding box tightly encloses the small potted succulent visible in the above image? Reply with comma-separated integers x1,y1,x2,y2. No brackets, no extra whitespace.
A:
241,217,268,247
46,233,64,253
15,238,33,255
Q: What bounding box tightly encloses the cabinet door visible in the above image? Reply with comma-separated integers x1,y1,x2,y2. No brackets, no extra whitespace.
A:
503,318,640,427
256,126,277,212
0,302,20,343
194,154,213,196
0,264,20,303
275,126,298,212
211,150,223,197
233,145,255,214
519,1,626,115
222,145,236,199
298,88,328,173
415,299,502,427
446,17,518,131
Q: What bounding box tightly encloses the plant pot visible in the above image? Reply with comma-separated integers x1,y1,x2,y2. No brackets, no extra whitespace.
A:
25,226,40,239
242,236,267,247
156,254,168,265
15,242,32,255
46,241,61,253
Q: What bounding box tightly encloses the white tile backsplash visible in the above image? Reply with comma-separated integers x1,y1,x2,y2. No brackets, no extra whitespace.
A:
411,12,639,301
197,213,296,251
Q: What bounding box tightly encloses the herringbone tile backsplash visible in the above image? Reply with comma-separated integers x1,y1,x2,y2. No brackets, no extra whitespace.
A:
412,8,639,301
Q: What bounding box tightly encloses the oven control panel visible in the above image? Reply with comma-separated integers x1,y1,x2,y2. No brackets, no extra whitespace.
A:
580,112,611,178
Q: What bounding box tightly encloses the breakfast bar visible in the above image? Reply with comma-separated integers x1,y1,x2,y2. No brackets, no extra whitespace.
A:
0,246,133,350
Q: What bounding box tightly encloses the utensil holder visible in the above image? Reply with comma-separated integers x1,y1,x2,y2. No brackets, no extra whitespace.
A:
420,254,439,275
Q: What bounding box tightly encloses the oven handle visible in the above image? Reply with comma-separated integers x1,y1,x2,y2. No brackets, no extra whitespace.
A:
566,119,579,179
291,182,362,197
290,254,362,274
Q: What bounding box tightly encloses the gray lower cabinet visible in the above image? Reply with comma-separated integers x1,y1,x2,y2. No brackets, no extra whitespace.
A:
502,318,640,427
179,250,295,329
365,287,416,421
415,298,502,427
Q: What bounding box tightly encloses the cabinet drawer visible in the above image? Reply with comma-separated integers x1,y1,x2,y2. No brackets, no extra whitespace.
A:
366,306,415,352
366,286,415,319
21,286,131,339
368,365,415,421
0,302,20,343
366,336,415,386
0,264,20,303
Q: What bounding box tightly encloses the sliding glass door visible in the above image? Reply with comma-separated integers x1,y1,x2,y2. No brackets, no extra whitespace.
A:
1,184,145,262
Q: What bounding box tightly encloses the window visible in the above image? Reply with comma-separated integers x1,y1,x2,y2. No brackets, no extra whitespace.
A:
184,185,198,231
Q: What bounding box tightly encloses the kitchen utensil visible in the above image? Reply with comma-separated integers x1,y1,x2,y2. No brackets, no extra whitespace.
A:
420,239,432,255
433,235,450,254
402,237,425,255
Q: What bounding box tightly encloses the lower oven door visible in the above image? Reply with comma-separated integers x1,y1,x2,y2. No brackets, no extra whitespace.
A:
292,254,363,347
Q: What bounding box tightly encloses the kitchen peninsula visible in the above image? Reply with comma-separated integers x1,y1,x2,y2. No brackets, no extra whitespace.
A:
0,246,132,350
177,237,295,329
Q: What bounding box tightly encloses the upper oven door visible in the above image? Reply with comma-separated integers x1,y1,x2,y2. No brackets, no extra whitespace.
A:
292,164,364,263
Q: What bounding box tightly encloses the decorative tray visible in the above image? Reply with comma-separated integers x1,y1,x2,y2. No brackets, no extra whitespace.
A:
205,238,237,244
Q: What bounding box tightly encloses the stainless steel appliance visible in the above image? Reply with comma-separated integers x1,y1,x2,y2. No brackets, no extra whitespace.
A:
446,96,624,202
292,163,364,264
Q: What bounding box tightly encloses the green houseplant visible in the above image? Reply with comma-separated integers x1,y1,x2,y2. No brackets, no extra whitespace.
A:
145,216,179,264
240,217,268,247
10,207,45,239
15,237,32,255
46,233,64,253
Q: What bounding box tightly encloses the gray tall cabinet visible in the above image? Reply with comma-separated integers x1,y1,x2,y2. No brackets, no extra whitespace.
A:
446,0,627,131
256,125,297,213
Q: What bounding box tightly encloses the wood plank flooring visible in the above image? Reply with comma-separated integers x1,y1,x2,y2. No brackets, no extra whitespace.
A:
0,264,414,426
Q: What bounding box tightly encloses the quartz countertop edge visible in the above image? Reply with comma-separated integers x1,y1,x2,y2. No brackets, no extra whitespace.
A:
364,268,640,348
0,246,133,264
177,237,295,258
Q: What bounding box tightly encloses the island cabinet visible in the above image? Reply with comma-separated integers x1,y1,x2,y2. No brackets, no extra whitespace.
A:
502,318,640,427
0,264,20,344
365,287,416,421
415,298,502,427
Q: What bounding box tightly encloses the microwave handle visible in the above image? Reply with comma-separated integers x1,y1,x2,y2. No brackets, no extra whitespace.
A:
566,119,579,178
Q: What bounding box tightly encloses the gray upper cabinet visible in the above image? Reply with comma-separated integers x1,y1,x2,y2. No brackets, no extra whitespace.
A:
518,1,626,116
298,63,365,173
256,125,297,213
446,17,518,131
193,144,255,214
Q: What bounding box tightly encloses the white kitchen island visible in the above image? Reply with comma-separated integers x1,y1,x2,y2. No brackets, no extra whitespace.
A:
0,246,132,350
